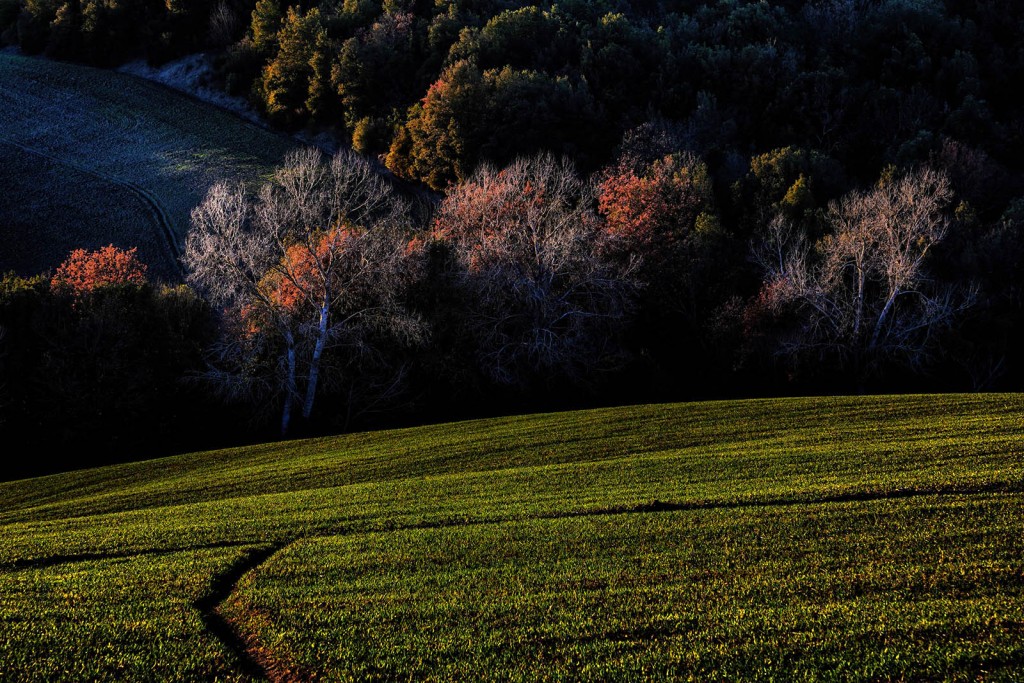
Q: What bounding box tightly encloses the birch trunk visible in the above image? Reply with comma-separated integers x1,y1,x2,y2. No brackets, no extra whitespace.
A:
302,293,331,420
281,330,298,436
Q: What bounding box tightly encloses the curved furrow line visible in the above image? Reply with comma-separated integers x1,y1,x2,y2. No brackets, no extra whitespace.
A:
0,136,184,276
0,540,255,572
195,542,291,682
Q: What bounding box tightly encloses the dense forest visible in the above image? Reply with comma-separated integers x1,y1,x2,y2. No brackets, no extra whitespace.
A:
3,0,1024,472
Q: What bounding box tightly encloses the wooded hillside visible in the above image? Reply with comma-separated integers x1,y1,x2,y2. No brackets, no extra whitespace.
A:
3,1,1024,465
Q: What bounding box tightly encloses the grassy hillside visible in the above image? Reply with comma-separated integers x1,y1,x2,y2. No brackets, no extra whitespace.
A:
0,53,295,280
1,394,1023,680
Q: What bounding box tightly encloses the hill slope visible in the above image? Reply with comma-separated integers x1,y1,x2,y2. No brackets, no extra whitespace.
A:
0,53,295,280
1,395,1023,680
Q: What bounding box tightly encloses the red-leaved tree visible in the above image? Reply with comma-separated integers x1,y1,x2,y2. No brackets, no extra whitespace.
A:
597,152,713,255
596,150,729,377
52,245,148,296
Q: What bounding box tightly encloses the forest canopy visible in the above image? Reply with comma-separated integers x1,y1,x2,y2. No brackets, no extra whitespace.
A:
3,1,1023,194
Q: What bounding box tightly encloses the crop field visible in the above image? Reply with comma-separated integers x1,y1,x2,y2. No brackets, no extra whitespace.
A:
1,394,1023,680
0,53,295,281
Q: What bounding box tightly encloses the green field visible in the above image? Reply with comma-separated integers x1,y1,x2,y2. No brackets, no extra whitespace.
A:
2,394,1023,680
0,53,295,281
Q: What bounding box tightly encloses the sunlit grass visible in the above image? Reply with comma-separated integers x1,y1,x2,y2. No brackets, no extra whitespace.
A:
0,547,253,681
1,394,1023,680
229,495,1024,681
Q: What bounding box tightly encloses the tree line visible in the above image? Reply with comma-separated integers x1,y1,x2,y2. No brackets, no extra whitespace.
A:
4,139,1021,474
180,145,1013,438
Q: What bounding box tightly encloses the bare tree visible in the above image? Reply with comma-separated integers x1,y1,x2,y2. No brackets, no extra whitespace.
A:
184,148,423,435
208,0,242,47
432,154,639,386
754,167,974,377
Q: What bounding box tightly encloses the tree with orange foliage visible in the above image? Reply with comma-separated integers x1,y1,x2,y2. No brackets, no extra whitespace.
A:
185,148,423,434
597,151,715,257
52,245,148,297
387,59,599,192
597,149,731,370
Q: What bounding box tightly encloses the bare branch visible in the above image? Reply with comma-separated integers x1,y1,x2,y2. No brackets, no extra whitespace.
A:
751,167,970,378
183,148,422,434
434,154,639,385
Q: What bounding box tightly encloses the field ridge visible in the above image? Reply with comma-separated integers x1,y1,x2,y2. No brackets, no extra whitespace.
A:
6,479,1021,572
0,52,294,279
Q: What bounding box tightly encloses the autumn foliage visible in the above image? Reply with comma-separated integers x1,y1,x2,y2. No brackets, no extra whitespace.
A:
256,227,358,321
186,149,423,434
52,245,148,296
597,153,714,256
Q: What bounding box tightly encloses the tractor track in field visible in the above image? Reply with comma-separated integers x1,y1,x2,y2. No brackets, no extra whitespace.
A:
572,479,1024,518
346,479,1024,535
5,479,1021,571
195,542,292,682
0,137,184,276
1,538,292,679
4,481,1021,680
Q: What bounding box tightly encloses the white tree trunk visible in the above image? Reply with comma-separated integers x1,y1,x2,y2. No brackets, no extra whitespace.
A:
281,330,298,436
302,294,331,420
869,287,899,351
